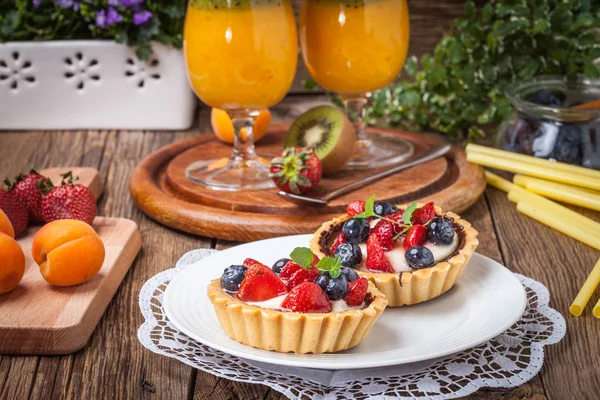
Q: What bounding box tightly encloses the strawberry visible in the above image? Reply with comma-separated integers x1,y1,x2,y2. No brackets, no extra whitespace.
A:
286,267,319,290
330,233,346,254
0,189,28,236
4,170,51,224
404,225,427,250
411,202,435,225
389,211,406,234
345,277,369,306
269,147,322,195
41,172,97,225
372,219,394,251
280,256,319,279
243,258,264,268
366,233,394,273
238,264,288,302
346,200,366,217
281,282,332,313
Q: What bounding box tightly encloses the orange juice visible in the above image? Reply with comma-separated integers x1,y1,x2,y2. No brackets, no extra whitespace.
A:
300,0,409,96
184,0,298,110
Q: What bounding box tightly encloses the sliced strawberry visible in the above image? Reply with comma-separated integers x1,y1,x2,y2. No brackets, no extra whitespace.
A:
389,211,407,235
346,200,366,217
330,233,346,254
372,219,394,251
281,282,332,313
366,233,394,273
411,202,435,225
286,267,319,290
238,264,288,302
279,260,302,279
404,225,427,250
345,277,369,306
243,258,264,268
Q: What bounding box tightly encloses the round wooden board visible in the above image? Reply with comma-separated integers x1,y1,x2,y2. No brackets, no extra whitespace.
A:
130,126,486,241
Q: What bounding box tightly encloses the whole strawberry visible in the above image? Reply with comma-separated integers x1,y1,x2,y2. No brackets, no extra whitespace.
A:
41,172,97,225
5,169,52,224
0,189,28,236
269,147,322,195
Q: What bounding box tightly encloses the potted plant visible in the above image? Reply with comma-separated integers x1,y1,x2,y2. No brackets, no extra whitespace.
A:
0,0,196,130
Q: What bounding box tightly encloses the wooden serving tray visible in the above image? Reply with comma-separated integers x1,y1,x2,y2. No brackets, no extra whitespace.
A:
130,126,486,242
0,168,141,355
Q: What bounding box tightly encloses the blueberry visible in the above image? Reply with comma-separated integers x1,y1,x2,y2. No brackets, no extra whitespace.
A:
342,218,370,244
527,89,563,107
315,273,349,300
220,265,247,292
427,218,455,245
373,201,399,217
551,124,582,164
334,243,362,267
405,246,435,270
272,258,290,274
340,267,360,282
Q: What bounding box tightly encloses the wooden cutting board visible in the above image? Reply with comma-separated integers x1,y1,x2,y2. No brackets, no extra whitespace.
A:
0,168,141,355
130,126,486,242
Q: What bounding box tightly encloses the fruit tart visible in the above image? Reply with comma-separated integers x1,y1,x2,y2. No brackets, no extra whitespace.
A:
207,248,388,354
310,196,479,307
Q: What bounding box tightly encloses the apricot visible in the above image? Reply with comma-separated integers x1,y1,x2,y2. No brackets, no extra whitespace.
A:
0,208,15,238
211,108,271,144
31,219,105,287
0,232,25,295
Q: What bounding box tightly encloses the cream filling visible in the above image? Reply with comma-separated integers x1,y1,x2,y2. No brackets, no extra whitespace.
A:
246,294,364,312
358,232,459,273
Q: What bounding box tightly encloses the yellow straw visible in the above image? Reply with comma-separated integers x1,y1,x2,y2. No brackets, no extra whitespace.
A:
467,152,600,191
571,258,600,316
486,171,600,233
516,201,600,251
513,175,600,212
467,143,600,179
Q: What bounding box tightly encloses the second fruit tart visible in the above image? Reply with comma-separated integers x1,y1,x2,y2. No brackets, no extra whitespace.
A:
207,249,388,354
310,196,479,307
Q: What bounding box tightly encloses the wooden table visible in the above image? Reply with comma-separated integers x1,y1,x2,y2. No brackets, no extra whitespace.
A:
1,100,599,399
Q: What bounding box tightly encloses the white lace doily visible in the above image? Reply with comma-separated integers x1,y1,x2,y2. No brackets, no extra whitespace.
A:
138,249,566,400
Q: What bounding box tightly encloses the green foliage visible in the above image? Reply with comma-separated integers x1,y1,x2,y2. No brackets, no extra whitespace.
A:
365,0,600,140
0,0,186,60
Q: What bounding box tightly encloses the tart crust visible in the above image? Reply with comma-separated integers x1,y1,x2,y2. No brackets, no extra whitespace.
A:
207,280,388,354
310,204,479,307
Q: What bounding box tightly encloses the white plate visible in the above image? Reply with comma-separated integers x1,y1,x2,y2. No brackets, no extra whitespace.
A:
164,235,526,370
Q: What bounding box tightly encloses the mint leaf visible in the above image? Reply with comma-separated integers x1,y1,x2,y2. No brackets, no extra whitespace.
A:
315,256,342,279
354,194,377,219
289,247,314,269
402,202,418,225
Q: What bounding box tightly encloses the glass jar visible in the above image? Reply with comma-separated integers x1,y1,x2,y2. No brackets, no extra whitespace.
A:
497,75,600,169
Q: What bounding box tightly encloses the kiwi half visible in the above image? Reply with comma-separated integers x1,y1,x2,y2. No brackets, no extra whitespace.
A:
284,105,357,174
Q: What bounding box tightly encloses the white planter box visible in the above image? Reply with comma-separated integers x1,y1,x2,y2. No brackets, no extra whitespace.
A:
0,40,196,130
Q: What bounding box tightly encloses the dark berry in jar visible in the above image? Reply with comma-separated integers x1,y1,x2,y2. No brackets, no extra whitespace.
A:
340,267,360,282
373,201,399,217
551,124,582,164
427,218,455,245
527,89,563,107
272,258,290,274
334,242,362,267
532,122,560,158
342,218,370,244
220,264,248,292
405,246,435,270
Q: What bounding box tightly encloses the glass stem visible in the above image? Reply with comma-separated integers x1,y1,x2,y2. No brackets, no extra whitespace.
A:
343,95,370,147
228,110,258,165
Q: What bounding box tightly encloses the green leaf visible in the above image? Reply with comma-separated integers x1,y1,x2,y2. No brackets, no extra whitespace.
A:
584,63,600,77
465,1,476,19
354,194,377,219
289,247,315,270
303,78,318,90
135,44,153,61
315,257,342,279
405,55,418,76
576,32,596,50
402,202,418,225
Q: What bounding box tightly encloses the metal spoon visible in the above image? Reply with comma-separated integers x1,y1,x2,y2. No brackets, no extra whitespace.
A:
277,143,452,207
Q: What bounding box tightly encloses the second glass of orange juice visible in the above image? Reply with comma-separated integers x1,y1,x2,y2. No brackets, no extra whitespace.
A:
184,0,298,190
301,0,413,169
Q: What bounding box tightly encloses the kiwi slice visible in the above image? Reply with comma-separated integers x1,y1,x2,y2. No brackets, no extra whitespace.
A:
284,105,357,174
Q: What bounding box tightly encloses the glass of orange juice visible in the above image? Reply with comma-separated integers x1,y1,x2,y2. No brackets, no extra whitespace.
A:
184,0,298,190
300,0,413,169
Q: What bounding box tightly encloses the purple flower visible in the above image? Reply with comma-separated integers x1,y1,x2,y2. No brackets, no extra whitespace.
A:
55,0,73,7
133,10,153,25
96,9,107,28
33,0,41,8
107,0,120,5
123,0,144,6
106,7,123,25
